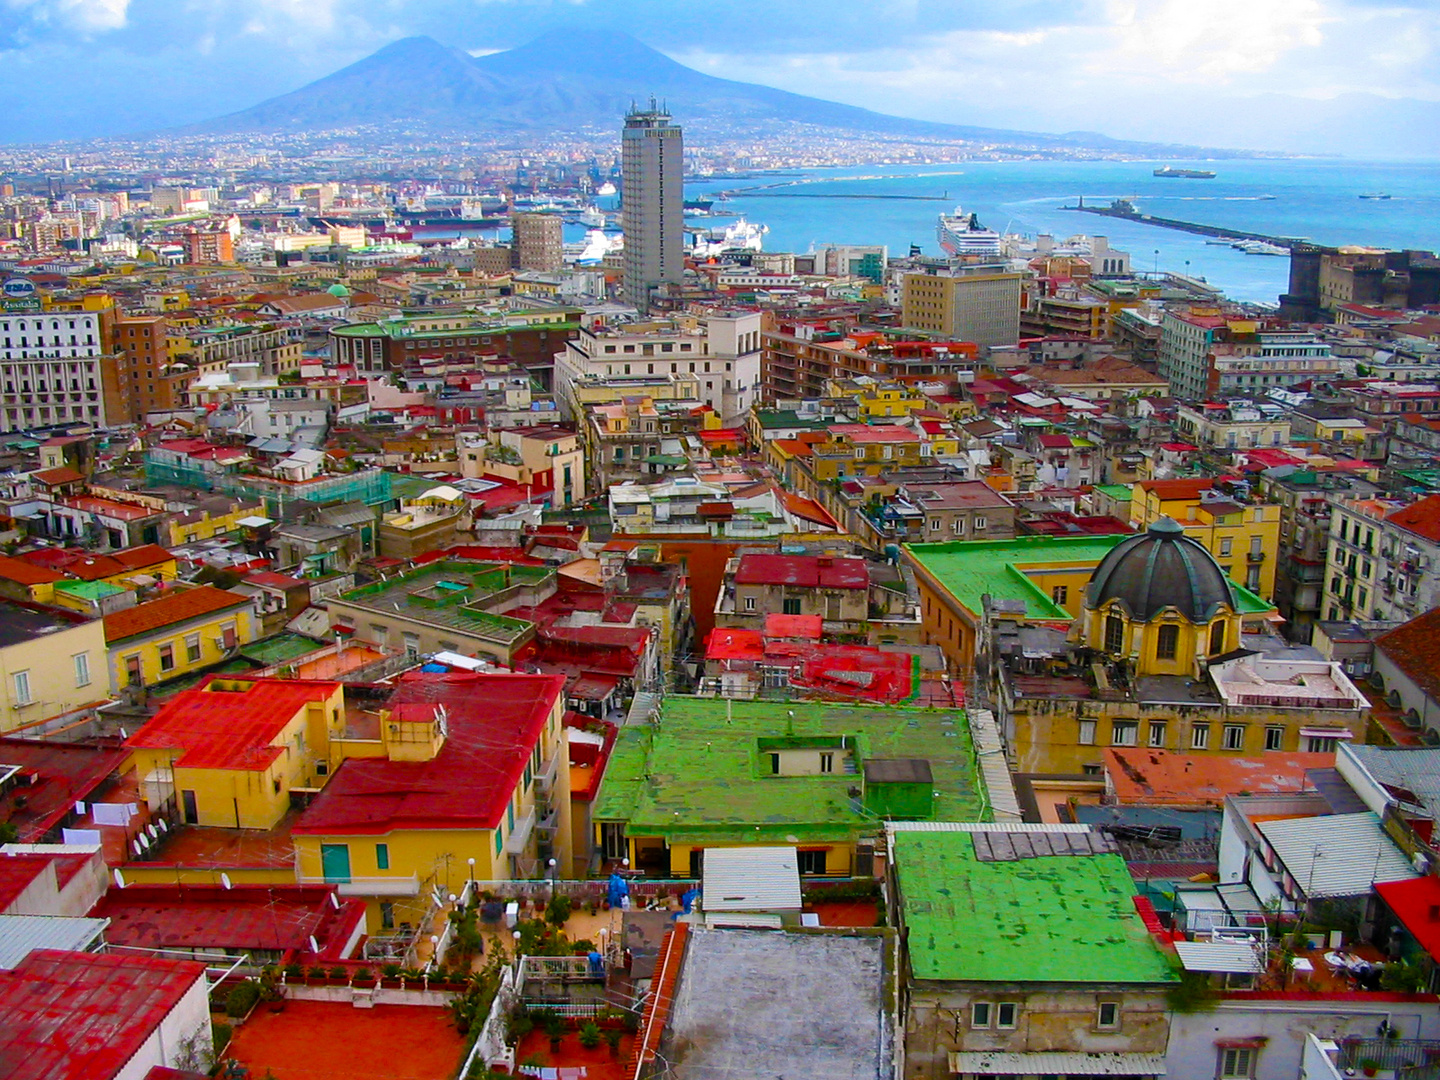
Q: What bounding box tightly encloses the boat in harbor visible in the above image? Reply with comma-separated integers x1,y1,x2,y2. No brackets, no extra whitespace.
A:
1154,166,1217,179
937,207,1003,257
1233,239,1289,256
691,218,768,258
1358,192,1392,200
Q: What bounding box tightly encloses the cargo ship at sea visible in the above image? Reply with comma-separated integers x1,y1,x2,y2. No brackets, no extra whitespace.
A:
936,208,1002,257
1153,166,1217,179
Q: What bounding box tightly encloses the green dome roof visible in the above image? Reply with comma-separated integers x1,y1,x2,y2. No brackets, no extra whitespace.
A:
327,283,351,297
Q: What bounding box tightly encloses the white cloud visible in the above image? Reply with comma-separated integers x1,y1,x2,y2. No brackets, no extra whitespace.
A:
3,0,130,34
1102,0,1329,82
672,0,1440,140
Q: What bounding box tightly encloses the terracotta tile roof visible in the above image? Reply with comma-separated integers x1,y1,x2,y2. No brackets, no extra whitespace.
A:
102,586,249,643
0,554,63,586
30,466,83,486
61,544,176,582
1376,608,1440,704
1104,748,1335,805
1386,494,1440,543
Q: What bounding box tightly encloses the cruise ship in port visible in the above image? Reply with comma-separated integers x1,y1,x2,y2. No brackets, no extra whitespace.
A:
936,208,1003,257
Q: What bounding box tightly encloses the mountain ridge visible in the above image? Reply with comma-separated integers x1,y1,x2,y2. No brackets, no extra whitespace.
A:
179,30,1254,157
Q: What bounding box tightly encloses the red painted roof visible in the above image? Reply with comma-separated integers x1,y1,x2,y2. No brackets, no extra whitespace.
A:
0,856,49,912
412,546,545,566
125,678,340,771
0,738,131,843
1377,877,1440,962
706,628,766,662
764,613,824,639
243,571,308,590
568,674,620,700
0,950,207,1080
827,423,919,444
293,672,564,836
1137,477,1218,499
102,586,249,643
91,883,363,955
734,554,868,590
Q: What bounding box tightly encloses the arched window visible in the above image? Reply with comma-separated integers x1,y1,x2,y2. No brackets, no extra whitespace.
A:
1157,624,1179,661
1104,614,1125,654
1209,620,1225,656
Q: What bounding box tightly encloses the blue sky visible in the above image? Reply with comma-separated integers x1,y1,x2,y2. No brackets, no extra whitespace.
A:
1,0,1437,148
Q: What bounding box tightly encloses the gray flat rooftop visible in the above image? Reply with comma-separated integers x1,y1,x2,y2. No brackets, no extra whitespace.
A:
0,603,86,649
660,928,891,1080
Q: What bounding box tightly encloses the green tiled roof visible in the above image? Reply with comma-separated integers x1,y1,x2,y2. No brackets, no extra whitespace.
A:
1093,484,1133,502
753,410,833,430
241,633,326,664
894,831,1177,985
592,697,983,844
905,535,1274,619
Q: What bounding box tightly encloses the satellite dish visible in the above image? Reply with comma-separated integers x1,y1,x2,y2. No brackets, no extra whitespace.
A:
221,873,232,890
113,869,126,889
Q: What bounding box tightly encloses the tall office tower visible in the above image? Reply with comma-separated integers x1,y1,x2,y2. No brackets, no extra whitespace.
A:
510,212,563,272
621,100,683,312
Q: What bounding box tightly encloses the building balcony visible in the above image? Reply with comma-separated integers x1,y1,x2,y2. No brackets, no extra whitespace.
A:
1335,1038,1440,1075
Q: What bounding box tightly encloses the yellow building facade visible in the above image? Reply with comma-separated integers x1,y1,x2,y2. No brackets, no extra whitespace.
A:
125,679,345,830
1129,481,1281,599
291,673,572,933
102,585,257,693
0,602,109,731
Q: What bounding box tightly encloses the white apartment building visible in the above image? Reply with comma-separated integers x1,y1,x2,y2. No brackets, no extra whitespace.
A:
553,311,761,427
0,308,113,431
1319,494,1440,626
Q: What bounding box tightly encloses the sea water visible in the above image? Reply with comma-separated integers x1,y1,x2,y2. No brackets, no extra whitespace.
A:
683,158,1440,304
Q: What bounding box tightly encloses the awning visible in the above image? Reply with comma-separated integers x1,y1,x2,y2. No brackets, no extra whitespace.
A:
949,1053,1166,1076
1300,727,1355,739
1174,940,1263,974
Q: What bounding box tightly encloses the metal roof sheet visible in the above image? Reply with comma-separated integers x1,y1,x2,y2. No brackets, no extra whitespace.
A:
1256,812,1417,898
1174,940,1263,974
0,915,108,970
702,846,802,912
949,1053,1167,1075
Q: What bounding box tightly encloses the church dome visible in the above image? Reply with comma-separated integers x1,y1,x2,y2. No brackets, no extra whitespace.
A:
1087,517,1235,622
327,283,352,297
